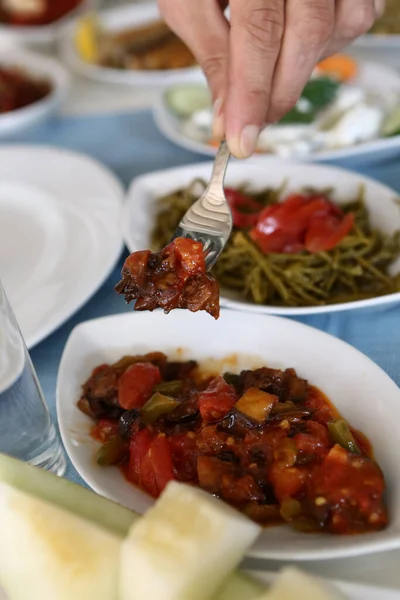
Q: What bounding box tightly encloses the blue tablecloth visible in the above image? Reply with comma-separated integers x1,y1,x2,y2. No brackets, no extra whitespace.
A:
9,110,400,485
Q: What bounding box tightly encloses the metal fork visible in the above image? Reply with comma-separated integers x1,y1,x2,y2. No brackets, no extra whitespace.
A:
171,140,232,270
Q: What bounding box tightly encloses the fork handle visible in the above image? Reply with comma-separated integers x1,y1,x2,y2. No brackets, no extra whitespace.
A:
207,139,230,195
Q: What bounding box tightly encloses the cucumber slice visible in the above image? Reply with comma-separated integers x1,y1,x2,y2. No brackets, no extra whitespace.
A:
120,481,261,600
165,84,212,119
0,452,136,537
382,105,400,137
213,572,265,600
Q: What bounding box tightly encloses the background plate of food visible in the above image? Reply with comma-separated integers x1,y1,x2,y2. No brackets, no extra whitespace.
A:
60,1,202,86
353,0,400,50
122,160,400,316
153,56,400,161
0,48,69,138
0,0,96,47
57,309,400,560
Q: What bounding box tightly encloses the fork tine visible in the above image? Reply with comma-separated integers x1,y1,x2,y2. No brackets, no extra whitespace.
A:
171,140,232,270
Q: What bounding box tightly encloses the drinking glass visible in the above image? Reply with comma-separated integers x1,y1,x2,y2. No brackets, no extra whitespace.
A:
0,278,66,475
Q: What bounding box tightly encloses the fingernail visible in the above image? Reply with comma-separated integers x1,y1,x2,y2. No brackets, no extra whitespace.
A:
373,0,385,16
229,125,260,159
212,98,224,139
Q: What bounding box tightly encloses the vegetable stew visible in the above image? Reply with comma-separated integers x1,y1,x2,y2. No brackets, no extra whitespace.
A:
78,352,388,535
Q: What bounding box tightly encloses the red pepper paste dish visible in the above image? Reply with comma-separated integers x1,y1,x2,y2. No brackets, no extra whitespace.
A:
78,351,388,535
0,65,51,113
0,0,82,26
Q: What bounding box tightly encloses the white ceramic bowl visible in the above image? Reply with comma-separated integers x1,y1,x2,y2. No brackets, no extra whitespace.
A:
0,49,69,138
122,160,400,316
59,1,202,87
153,59,400,162
57,309,400,561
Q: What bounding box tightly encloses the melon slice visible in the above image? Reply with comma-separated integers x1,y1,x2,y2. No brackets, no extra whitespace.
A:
0,452,136,536
212,571,265,600
0,482,121,600
256,567,347,600
120,480,261,600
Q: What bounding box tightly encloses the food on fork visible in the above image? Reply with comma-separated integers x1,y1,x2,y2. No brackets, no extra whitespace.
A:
78,351,388,535
115,237,220,319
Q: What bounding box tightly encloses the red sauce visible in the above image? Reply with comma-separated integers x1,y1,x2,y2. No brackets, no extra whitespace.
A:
80,354,388,535
0,0,82,26
0,66,51,113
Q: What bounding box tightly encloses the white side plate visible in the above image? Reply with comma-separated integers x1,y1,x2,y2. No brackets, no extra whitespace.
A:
57,310,400,560
0,146,124,348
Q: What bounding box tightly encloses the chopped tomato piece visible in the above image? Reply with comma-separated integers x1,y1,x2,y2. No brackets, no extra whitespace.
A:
225,188,262,228
198,377,237,422
151,435,175,494
92,419,119,443
197,455,233,493
140,450,159,497
173,237,206,278
293,421,330,460
308,445,387,533
118,362,161,410
128,429,153,484
250,227,299,254
305,213,354,253
270,464,310,502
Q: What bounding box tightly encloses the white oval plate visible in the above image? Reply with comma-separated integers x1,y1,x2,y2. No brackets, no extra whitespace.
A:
122,160,400,317
153,59,400,162
0,146,124,349
353,34,400,51
0,49,69,138
60,1,202,87
57,309,400,561
0,0,95,48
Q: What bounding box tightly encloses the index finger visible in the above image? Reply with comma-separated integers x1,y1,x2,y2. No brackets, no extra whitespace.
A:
224,0,285,158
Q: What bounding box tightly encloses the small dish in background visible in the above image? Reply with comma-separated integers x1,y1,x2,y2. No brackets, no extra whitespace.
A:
0,49,69,138
59,1,202,87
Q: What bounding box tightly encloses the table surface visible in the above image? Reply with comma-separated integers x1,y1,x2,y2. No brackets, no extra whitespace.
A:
8,1,400,592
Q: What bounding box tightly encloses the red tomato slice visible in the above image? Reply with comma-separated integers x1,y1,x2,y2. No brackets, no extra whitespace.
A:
140,451,159,497
225,188,262,229
173,238,206,277
250,227,298,254
198,377,237,422
118,362,161,410
305,213,354,253
92,419,119,443
128,429,153,484
151,435,175,494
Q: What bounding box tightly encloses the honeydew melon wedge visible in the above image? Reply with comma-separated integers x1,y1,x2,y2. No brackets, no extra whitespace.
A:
120,481,261,600
0,453,265,600
0,481,121,600
255,567,347,600
212,572,264,600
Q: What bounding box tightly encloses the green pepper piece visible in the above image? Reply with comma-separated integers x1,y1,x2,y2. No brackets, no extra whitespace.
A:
153,380,183,397
96,437,127,466
223,372,241,388
328,419,361,455
141,392,180,424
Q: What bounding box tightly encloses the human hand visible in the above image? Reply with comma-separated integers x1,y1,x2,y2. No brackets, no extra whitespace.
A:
158,0,385,158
